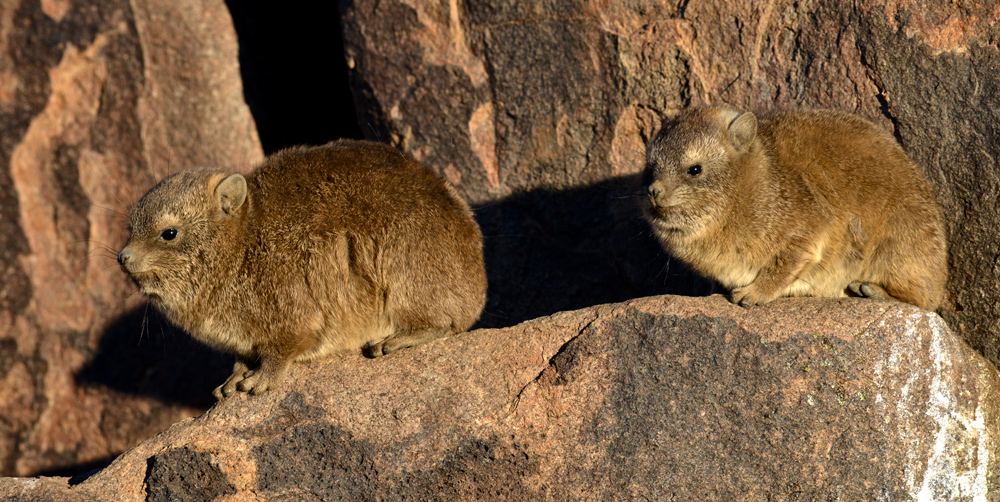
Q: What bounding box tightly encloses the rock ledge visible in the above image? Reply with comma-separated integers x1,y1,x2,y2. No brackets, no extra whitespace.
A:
1,295,997,501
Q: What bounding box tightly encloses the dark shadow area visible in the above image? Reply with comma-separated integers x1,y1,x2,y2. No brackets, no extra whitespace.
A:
74,174,712,408
225,0,363,153
76,306,232,410
35,455,118,485
473,173,716,329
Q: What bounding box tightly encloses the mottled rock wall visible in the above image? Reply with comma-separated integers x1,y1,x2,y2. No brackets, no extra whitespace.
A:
341,0,1000,365
1,296,996,500
0,0,262,476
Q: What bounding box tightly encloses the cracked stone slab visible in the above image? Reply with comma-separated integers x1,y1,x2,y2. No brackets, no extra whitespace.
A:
1,295,996,500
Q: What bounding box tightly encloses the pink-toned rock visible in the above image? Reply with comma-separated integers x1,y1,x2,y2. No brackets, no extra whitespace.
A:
341,0,1000,368
0,0,262,476
1,295,996,500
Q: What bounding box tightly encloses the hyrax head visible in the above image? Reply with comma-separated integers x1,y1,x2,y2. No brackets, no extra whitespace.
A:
118,168,248,310
643,106,759,235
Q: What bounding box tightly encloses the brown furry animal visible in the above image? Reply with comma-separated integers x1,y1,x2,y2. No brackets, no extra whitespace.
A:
119,140,487,399
643,106,947,310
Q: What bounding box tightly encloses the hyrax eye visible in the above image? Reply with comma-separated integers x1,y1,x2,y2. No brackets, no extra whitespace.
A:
687,164,703,176
160,228,178,241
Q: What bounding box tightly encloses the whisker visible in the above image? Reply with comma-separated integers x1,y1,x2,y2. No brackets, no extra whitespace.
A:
91,203,128,218
366,121,384,143
472,199,505,209
100,262,125,274
79,247,120,267
140,301,150,345
157,317,169,356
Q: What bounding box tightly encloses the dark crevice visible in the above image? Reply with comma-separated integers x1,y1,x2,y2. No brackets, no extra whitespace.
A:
224,0,363,153
676,0,691,19
508,314,599,414
856,35,904,147
875,92,904,146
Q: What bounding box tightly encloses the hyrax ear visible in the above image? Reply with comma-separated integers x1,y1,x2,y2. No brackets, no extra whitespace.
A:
214,173,247,215
728,112,758,151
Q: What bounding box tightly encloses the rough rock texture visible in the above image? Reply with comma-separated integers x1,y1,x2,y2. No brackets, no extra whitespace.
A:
341,0,1000,365
0,0,262,476
0,295,996,500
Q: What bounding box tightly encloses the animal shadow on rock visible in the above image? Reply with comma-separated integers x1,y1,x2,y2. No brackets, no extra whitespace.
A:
36,455,121,484
76,304,233,409
76,175,711,397
472,173,715,329
75,174,711,403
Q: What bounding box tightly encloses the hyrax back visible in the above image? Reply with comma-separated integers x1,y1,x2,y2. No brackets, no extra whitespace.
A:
118,140,487,398
643,106,947,310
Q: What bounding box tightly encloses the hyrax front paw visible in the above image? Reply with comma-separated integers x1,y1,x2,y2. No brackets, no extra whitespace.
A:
213,362,252,400
213,373,244,400
236,369,284,395
730,285,777,307
212,359,287,399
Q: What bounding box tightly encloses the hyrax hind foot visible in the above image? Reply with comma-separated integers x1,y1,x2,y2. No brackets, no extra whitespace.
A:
363,327,452,358
730,285,779,308
848,281,892,301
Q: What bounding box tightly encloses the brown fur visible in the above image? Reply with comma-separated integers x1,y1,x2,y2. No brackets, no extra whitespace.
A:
643,106,947,310
119,140,487,398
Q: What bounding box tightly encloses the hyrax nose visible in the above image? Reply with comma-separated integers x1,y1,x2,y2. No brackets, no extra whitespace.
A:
118,248,133,267
648,181,665,201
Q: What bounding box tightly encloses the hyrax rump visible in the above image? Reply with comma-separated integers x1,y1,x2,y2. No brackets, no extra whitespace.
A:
119,140,487,399
643,106,947,310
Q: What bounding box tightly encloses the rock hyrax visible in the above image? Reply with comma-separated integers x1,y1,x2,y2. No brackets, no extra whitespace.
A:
119,140,487,398
643,106,947,310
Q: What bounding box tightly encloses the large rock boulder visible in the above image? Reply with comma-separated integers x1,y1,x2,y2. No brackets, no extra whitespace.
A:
340,0,1000,366
1,295,996,500
0,0,262,476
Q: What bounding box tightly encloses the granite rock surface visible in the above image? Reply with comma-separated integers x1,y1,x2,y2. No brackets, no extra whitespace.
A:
1,295,996,500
